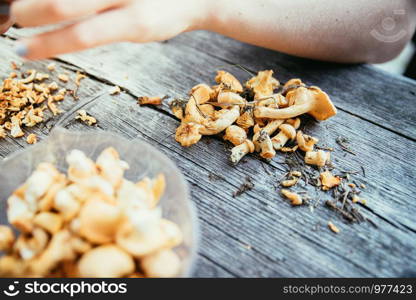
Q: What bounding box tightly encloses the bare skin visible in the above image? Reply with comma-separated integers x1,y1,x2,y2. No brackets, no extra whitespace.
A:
2,0,416,63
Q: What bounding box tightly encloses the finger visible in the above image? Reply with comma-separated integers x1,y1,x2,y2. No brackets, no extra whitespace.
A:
15,8,133,60
11,0,127,27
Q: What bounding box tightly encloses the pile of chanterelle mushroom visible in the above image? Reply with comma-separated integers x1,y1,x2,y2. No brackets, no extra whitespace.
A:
172,70,337,166
0,148,183,278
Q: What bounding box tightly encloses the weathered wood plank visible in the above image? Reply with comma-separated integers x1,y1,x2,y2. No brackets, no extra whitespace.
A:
1,30,416,277
6,28,413,231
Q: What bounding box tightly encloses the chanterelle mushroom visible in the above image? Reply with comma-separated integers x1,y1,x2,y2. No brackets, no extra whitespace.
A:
230,140,255,165
175,122,203,147
199,105,240,135
116,217,182,258
254,86,337,121
223,125,247,146
271,123,297,150
79,199,122,244
0,225,15,252
141,249,181,278
296,130,319,152
78,245,134,278
246,70,280,99
215,71,243,93
96,147,129,188
305,150,331,167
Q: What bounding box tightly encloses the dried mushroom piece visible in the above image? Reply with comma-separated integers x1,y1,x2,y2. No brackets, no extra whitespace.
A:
215,70,243,93
320,171,341,190
245,70,280,99
75,110,97,126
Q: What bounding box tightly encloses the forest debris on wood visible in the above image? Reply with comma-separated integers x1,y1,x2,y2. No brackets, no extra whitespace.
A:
138,96,167,106
75,110,97,126
168,69,371,226
0,64,80,140
233,176,254,198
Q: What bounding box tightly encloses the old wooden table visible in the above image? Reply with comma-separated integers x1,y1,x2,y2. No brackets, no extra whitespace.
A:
1,28,416,278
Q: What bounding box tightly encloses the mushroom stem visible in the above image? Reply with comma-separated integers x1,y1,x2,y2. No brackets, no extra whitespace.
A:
255,101,312,120
252,119,284,151
258,130,276,159
254,87,337,121
230,140,255,165
199,105,240,135
271,123,297,150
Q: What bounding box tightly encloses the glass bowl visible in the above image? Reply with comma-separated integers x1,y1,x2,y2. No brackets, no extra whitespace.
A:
0,127,199,277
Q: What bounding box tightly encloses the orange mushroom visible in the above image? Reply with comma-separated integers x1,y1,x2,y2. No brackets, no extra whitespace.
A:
254,86,337,121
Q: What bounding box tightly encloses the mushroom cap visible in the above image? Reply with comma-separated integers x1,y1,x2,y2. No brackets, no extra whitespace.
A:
215,71,243,93
79,199,122,244
246,70,280,99
308,87,337,121
78,245,135,278
223,125,247,146
217,92,246,106
190,84,212,105
141,249,181,278
175,122,203,147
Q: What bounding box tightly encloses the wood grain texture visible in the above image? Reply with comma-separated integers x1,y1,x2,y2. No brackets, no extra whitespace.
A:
1,29,416,277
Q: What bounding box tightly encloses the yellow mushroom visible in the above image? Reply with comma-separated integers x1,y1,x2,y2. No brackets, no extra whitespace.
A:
236,106,255,130
96,147,129,188
271,123,297,150
141,249,181,278
175,122,203,147
254,86,337,121
199,105,240,135
215,71,243,93
79,199,122,244
258,130,276,159
0,225,15,252
281,189,303,206
54,188,81,221
223,125,247,146
252,119,284,151
190,84,213,103
230,140,255,165
320,171,341,190
78,245,135,278
0,255,26,277
28,230,75,276
7,194,34,233
305,150,331,167
14,228,49,261
246,70,280,99
217,91,246,107
296,130,319,152
199,104,216,118
66,149,98,182
116,219,182,258
33,212,63,234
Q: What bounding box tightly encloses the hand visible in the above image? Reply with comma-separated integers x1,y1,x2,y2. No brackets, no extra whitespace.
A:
11,0,210,60
0,0,13,34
